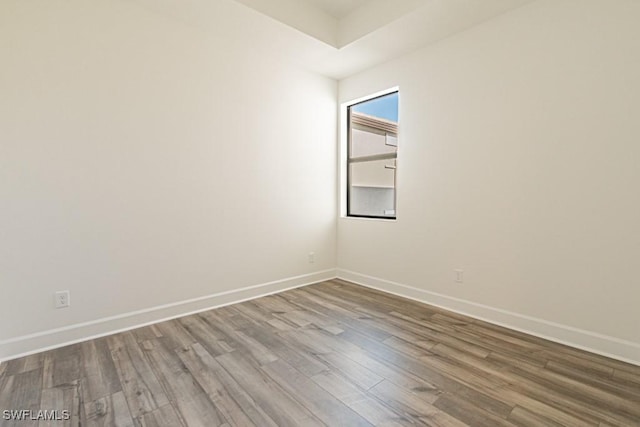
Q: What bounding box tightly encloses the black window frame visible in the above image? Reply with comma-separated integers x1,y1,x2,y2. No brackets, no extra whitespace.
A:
346,91,398,220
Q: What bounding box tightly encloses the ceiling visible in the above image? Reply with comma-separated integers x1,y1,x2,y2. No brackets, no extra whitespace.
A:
231,0,535,78
302,0,371,19
130,0,535,80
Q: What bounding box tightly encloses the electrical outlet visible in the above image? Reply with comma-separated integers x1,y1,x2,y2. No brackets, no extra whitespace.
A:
54,290,70,308
454,269,464,283
308,252,315,263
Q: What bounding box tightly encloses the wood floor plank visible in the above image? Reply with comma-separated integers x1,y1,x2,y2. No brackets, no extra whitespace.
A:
170,391,227,427
106,332,170,419
3,354,44,377
2,280,639,427
474,353,628,426
131,325,163,344
84,391,134,427
214,351,323,427
386,311,493,359
382,336,433,358
433,393,515,427
38,381,82,427
266,317,296,332
342,326,506,393
38,387,66,427
313,352,383,391
321,281,426,317
79,338,122,403
542,350,617,378
261,358,372,426
310,370,411,426
505,393,596,427
41,345,82,389
294,288,394,342
462,322,546,353
449,326,551,366
536,345,639,375
177,344,259,427
368,380,466,427
509,360,640,419
137,403,184,427
141,338,227,426
507,405,565,427
225,302,269,326
369,317,439,351
251,294,300,314
274,293,346,332
152,320,197,352
0,369,43,427
430,379,512,421
613,367,640,388
326,280,463,326
186,343,279,426
239,324,328,376
485,347,548,370
497,365,639,426
545,359,640,399
277,327,333,356
427,343,517,391
196,311,279,366
300,327,438,392
178,315,236,357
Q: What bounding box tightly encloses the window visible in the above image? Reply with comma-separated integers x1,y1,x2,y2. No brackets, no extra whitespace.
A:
347,91,398,219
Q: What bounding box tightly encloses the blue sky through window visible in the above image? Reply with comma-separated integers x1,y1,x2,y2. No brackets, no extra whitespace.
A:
352,92,398,122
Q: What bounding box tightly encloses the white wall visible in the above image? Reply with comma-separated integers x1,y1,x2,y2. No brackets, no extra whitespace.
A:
0,0,337,359
338,0,640,363
3,0,639,365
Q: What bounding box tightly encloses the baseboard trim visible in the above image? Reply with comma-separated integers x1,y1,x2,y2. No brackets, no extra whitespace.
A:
337,269,640,366
0,269,337,362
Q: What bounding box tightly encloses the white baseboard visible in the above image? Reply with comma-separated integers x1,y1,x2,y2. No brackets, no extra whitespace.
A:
0,269,337,363
4,268,638,367
337,269,640,367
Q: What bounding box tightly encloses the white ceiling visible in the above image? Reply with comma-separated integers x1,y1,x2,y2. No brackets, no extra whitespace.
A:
130,0,535,79
231,0,536,78
302,0,371,19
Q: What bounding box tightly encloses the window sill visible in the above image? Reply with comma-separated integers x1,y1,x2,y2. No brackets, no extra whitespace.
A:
340,215,396,222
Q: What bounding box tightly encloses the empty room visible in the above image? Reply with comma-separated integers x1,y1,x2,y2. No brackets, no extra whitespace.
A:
1,0,639,425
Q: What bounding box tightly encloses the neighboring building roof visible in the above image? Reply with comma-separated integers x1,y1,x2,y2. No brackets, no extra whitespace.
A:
351,112,397,136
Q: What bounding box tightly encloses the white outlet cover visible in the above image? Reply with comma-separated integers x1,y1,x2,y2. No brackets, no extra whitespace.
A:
55,290,70,308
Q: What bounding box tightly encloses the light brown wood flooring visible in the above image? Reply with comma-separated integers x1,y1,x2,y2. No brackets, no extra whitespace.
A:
1,279,639,426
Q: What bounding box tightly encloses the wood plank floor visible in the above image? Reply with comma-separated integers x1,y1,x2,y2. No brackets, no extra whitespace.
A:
1,279,639,426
